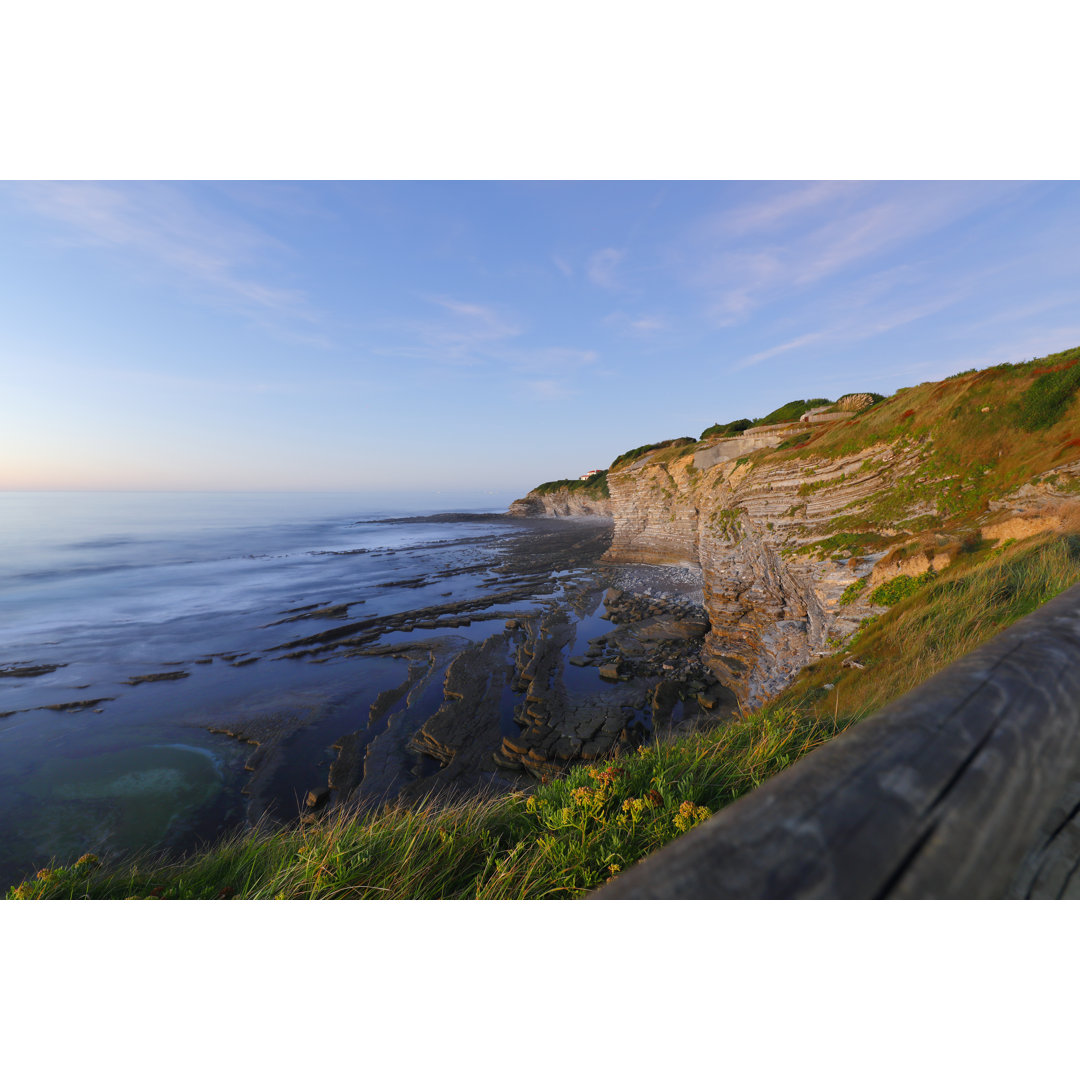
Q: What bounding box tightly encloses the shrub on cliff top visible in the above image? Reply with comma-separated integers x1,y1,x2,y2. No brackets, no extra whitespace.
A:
610,438,694,471
700,418,752,440
534,471,610,499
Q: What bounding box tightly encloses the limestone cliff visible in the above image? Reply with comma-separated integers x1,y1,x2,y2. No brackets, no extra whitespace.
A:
508,476,612,518
519,349,1080,708
602,428,915,706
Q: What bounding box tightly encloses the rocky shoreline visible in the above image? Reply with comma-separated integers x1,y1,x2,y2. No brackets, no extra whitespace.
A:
183,514,738,829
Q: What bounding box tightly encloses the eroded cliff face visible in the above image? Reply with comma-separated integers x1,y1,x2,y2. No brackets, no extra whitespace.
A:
513,352,1080,710
508,490,612,518
602,432,928,707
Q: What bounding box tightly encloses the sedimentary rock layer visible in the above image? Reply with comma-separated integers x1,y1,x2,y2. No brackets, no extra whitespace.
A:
600,432,928,706
508,490,612,518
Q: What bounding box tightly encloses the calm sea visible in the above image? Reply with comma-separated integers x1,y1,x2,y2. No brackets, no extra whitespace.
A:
0,491,526,886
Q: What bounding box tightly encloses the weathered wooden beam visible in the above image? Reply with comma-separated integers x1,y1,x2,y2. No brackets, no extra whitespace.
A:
593,582,1080,899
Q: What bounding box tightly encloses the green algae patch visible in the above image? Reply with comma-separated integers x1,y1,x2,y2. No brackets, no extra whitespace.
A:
16,744,224,863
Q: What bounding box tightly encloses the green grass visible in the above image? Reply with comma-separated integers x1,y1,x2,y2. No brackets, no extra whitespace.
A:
799,530,889,558
838,577,868,605
1015,355,1080,431
867,569,937,606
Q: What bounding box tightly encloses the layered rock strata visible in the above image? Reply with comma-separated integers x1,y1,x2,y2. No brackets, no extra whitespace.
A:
508,490,612,518
601,431,930,706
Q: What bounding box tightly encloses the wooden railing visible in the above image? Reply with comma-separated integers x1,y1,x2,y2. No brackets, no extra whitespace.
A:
592,582,1080,899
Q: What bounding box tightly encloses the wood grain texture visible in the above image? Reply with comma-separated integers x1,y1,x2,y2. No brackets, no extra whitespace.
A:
593,583,1080,899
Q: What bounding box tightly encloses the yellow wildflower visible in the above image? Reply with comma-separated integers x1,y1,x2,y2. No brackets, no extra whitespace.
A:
588,766,624,787
672,801,710,833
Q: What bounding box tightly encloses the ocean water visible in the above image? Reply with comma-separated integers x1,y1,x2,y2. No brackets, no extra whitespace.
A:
0,491,541,886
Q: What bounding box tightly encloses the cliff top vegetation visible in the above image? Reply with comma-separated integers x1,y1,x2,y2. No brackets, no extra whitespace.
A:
753,346,1080,531
609,437,696,471
699,418,753,440
751,397,834,426
531,470,610,500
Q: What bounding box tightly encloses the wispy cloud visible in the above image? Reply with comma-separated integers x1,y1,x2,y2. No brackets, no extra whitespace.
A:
522,378,575,400
712,181,853,235
587,247,626,290
943,293,1080,336
428,297,521,341
509,346,597,371
380,298,597,383
674,181,1025,328
791,191,991,285
736,331,829,369
604,310,668,337
382,296,521,365
14,181,324,337
552,254,574,278
733,291,968,371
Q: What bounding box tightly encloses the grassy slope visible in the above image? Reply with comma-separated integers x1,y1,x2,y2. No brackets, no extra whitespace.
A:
777,530,1080,720
13,347,1080,900
762,346,1080,539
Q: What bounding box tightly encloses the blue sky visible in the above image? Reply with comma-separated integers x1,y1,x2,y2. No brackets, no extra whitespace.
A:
2,180,1079,501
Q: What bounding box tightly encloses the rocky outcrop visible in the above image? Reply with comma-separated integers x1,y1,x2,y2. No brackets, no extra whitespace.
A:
405,635,522,796
836,393,877,412
599,435,929,707
493,585,731,779
508,489,612,518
